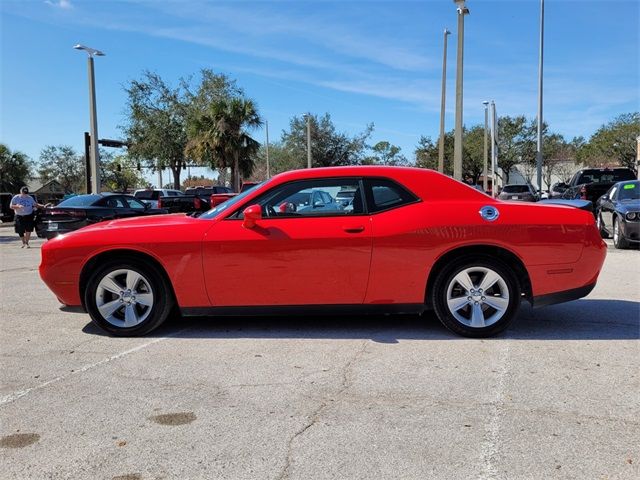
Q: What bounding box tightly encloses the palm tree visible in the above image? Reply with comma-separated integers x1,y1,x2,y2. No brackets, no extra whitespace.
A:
186,98,262,190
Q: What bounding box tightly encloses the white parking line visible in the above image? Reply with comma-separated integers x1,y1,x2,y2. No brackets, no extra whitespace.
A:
0,330,188,407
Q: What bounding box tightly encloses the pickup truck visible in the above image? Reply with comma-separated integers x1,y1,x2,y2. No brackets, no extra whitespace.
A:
560,167,636,211
158,186,235,214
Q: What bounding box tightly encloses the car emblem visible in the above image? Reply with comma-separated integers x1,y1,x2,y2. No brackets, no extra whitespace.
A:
479,205,499,222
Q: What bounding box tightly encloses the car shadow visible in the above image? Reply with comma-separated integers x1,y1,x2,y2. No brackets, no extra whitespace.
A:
81,299,640,342
0,235,20,244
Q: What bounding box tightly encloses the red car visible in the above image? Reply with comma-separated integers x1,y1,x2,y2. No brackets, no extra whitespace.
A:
39,167,606,338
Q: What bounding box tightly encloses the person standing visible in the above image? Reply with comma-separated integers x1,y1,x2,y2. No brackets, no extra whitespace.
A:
10,187,46,248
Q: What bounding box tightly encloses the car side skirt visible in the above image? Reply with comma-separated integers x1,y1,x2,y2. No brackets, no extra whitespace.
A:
180,303,426,317
532,283,596,309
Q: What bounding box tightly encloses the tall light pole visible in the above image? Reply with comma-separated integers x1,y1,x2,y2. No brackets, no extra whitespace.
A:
453,0,470,181
438,29,451,174
73,44,104,194
536,0,545,194
265,120,271,179
483,101,489,192
304,113,312,168
490,101,498,197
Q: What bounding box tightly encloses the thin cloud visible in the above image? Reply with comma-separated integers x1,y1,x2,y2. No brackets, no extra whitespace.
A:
44,0,73,9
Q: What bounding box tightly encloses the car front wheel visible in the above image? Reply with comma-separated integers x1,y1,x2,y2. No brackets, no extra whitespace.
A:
85,259,174,336
431,256,521,338
613,217,629,249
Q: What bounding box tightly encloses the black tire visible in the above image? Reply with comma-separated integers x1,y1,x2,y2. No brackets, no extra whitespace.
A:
431,255,521,338
612,216,629,249
596,213,610,239
84,257,174,336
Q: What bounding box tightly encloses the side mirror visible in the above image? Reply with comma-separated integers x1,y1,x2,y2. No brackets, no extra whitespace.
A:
242,204,262,229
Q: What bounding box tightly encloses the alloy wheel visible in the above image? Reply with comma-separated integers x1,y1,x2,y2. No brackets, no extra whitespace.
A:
95,269,154,328
445,267,509,328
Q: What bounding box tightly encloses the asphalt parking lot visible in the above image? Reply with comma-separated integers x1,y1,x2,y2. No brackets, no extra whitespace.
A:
1,226,639,480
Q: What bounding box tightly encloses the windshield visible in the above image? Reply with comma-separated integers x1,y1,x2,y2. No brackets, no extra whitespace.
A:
58,195,101,206
198,181,265,219
618,182,639,201
577,170,635,184
503,185,530,194
134,190,160,200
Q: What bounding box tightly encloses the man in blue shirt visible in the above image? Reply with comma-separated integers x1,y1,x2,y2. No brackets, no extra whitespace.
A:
10,186,47,248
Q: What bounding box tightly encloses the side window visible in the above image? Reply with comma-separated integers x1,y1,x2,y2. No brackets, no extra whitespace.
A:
105,196,128,209
236,178,365,218
364,178,419,213
126,197,147,209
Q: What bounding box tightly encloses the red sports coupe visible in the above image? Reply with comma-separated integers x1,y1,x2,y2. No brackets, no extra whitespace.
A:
40,167,606,338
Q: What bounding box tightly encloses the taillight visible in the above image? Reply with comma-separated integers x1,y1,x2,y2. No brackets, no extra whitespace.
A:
49,209,85,217
194,197,202,209
580,186,587,200
157,197,162,209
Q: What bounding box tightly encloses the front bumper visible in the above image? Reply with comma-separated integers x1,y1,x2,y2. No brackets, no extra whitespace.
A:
621,220,640,243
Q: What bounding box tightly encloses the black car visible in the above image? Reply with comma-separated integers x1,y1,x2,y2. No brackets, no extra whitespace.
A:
36,193,168,239
595,180,640,249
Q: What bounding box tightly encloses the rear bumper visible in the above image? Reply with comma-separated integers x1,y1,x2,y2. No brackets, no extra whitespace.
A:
532,282,596,308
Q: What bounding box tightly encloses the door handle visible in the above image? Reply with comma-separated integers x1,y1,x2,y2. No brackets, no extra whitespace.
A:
343,225,365,233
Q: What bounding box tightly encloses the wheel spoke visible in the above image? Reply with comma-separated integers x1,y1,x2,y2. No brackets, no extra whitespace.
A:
479,270,501,292
483,296,509,312
98,299,122,318
447,296,469,312
100,276,123,295
124,304,138,327
470,303,485,328
135,293,153,307
453,271,475,292
126,270,143,291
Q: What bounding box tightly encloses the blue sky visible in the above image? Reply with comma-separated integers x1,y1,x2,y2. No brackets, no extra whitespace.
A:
1,0,638,176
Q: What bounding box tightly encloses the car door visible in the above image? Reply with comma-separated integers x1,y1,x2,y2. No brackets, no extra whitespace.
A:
202,177,373,306
124,196,152,216
600,186,617,231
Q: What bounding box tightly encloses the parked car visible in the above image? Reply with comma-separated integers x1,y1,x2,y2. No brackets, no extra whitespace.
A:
0,192,14,222
498,184,539,202
160,186,235,213
40,166,606,338
36,193,168,239
134,189,184,209
561,167,636,210
595,180,640,249
549,181,569,199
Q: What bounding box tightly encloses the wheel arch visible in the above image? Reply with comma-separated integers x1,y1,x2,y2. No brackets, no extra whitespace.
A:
79,249,176,310
425,244,532,308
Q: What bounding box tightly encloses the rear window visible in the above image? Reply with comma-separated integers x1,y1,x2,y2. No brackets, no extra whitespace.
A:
58,195,101,206
134,190,160,200
577,170,635,184
502,185,530,194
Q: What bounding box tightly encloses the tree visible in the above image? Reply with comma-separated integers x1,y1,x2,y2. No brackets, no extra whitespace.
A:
364,141,408,166
248,142,302,181
101,154,146,192
0,144,31,192
122,71,190,189
182,175,215,189
495,115,530,184
282,113,373,168
578,112,639,171
38,145,85,193
186,97,262,191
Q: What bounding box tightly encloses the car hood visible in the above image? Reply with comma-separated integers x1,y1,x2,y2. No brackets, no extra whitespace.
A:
616,199,640,212
84,213,201,230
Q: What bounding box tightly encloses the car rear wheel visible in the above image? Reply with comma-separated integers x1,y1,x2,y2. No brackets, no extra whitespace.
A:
85,259,174,336
431,256,521,338
596,213,609,239
613,217,629,249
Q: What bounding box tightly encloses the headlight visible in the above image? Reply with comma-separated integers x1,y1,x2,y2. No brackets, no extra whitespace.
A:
625,212,638,221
